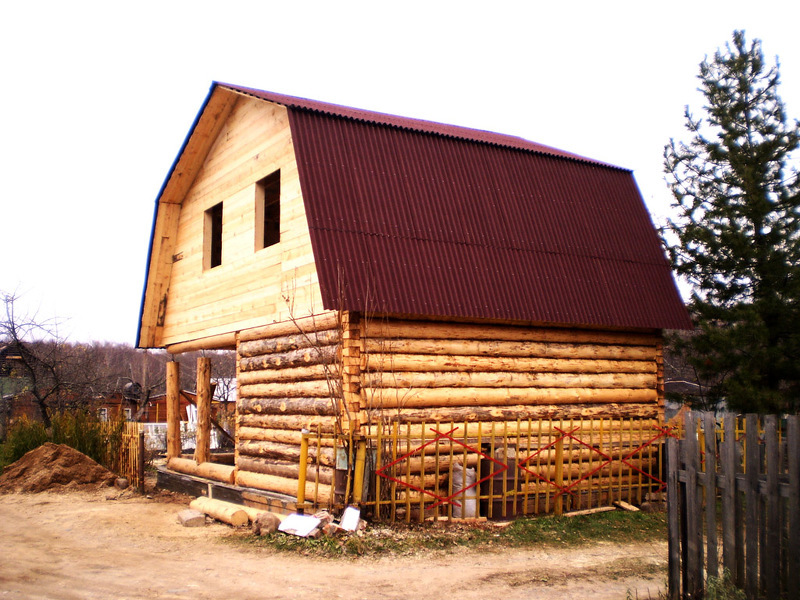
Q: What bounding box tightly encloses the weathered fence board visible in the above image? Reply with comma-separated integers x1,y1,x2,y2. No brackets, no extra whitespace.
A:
668,411,800,600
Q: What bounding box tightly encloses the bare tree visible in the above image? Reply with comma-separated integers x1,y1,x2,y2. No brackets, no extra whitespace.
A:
1,291,86,426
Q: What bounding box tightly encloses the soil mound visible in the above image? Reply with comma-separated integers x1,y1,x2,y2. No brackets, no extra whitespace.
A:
0,443,117,493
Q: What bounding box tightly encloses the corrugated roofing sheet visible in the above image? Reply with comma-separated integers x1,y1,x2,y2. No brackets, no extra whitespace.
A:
224,83,690,330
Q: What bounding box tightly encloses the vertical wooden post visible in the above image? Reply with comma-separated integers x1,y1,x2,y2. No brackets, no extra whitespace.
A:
166,361,181,460
666,435,681,600
297,431,309,514
194,357,212,465
554,434,564,516
683,411,702,599
703,411,719,579
744,414,760,599
352,437,367,504
721,414,737,579
787,415,800,600
763,415,779,600
138,429,146,494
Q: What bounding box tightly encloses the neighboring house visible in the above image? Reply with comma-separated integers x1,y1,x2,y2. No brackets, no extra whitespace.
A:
137,82,690,503
96,390,232,424
0,342,29,398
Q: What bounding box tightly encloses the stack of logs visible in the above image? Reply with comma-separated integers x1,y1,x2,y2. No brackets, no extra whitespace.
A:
234,314,343,503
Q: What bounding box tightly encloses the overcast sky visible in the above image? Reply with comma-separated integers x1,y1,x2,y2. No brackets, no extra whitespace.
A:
2,1,799,345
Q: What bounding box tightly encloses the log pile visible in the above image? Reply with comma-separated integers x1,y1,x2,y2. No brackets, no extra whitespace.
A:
235,313,340,501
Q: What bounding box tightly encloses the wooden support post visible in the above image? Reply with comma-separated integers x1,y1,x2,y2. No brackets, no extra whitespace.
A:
297,431,309,514
138,430,146,494
166,361,181,460
195,357,212,465
703,411,718,579
554,435,564,516
744,414,759,599
353,438,367,504
721,414,737,580
666,436,681,600
787,415,800,600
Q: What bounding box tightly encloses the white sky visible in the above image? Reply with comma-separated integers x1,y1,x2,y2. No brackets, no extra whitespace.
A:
2,1,799,345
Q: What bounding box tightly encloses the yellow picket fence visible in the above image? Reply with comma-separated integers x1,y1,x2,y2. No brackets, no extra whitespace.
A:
299,417,672,523
101,421,145,491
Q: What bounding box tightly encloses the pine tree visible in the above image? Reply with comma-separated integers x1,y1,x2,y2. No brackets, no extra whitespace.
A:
663,30,800,413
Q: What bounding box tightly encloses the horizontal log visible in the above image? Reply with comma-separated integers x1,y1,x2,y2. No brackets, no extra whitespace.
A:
167,457,235,484
237,456,334,485
238,312,339,342
237,364,330,385
166,332,237,354
239,328,341,358
363,371,656,390
236,413,339,432
240,344,339,372
365,419,662,441
239,379,335,399
189,497,248,527
236,441,335,467
235,470,332,504
520,456,658,481
363,320,659,346
238,505,286,523
363,338,656,361
238,396,338,417
238,427,336,447
363,387,657,409
520,474,658,495
362,353,656,374
362,402,660,423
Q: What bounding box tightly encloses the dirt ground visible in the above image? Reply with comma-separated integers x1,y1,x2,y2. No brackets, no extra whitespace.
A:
0,488,667,600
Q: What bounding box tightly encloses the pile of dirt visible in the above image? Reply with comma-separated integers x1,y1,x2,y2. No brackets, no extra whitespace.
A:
0,443,117,493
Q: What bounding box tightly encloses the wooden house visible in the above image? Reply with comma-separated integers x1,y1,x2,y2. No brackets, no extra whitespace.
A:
137,82,690,514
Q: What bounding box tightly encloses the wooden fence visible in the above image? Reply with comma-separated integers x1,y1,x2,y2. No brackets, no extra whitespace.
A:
667,412,800,600
101,421,145,492
299,417,670,522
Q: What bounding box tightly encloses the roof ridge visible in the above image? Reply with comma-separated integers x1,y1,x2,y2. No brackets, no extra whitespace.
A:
216,82,627,171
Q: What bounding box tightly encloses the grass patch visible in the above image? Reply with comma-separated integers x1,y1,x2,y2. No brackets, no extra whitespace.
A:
231,510,666,559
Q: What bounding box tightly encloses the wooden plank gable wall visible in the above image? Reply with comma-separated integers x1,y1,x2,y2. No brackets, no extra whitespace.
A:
145,92,324,349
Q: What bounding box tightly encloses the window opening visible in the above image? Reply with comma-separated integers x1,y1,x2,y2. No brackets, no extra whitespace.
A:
256,171,280,250
204,202,223,269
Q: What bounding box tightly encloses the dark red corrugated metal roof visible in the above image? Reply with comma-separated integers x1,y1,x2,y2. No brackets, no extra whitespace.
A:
220,83,690,330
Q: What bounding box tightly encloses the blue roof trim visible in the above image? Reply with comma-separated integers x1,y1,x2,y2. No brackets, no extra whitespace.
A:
136,83,220,348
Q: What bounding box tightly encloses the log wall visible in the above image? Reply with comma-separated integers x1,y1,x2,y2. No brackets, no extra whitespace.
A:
357,317,663,426
234,313,342,500
230,312,664,511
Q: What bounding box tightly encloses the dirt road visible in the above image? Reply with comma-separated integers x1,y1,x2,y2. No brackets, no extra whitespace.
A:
0,489,666,599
